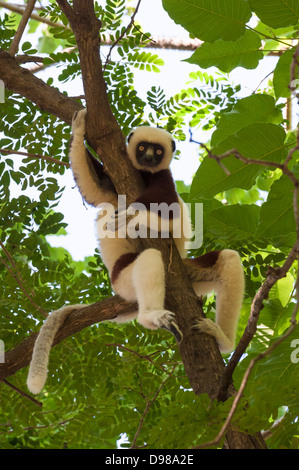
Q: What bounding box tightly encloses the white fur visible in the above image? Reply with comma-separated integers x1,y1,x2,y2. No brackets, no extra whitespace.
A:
99,234,137,276
111,310,138,324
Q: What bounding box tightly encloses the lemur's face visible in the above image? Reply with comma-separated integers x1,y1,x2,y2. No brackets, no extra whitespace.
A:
127,126,176,173
135,141,165,168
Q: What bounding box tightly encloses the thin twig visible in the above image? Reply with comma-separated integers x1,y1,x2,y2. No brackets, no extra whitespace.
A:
253,69,275,94
201,94,299,403
213,50,299,430
195,321,297,449
105,342,179,375
9,0,37,56
15,55,48,64
218,238,299,401
103,0,143,71
189,132,232,176
1,379,42,407
0,240,48,317
130,367,176,449
201,143,299,186
0,148,70,167
0,417,74,435
247,24,294,49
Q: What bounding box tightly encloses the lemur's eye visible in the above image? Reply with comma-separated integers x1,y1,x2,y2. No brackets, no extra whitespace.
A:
138,145,144,152
156,149,162,155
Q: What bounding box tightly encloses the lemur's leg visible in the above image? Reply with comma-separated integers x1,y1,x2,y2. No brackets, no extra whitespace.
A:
69,109,117,206
184,250,244,353
111,247,182,342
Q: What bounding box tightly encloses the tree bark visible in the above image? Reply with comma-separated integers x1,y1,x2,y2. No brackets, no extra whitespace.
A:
0,50,81,123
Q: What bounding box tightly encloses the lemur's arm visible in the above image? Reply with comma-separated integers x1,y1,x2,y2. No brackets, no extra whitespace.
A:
69,110,117,207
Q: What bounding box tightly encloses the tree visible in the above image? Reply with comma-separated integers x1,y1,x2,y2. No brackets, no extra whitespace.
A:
0,0,298,449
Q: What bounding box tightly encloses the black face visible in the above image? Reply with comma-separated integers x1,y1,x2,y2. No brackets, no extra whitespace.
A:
135,141,165,168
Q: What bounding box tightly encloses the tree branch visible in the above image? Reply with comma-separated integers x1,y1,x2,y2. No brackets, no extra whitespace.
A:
0,296,137,381
56,0,144,204
218,240,299,401
0,148,70,167
0,50,82,124
104,0,143,70
195,322,297,449
1,378,42,408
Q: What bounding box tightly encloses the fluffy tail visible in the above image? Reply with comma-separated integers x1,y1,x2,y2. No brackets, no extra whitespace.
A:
27,305,82,394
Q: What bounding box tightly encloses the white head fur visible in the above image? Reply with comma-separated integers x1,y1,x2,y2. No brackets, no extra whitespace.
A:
127,126,175,173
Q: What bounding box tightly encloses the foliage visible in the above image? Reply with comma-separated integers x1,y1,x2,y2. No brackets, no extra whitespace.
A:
186,30,264,72
0,0,299,450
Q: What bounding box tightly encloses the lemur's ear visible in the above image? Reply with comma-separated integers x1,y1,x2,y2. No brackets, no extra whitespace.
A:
172,139,176,153
128,131,134,143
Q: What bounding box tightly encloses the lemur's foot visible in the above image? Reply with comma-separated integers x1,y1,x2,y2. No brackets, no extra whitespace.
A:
192,318,233,353
161,320,183,343
138,309,182,343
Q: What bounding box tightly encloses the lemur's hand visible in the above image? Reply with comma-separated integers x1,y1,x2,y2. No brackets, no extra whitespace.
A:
106,208,128,233
106,207,150,239
72,108,87,136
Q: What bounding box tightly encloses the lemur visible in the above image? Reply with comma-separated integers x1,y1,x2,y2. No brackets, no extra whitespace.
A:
27,109,244,394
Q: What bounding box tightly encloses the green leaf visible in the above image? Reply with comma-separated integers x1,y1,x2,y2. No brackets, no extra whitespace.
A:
185,30,263,72
214,123,287,163
273,48,294,99
162,0,251,42
147,86,166,112
249,0,299,28
207,204,260,240
1,170,10,186
256,167,299,238
38,35,60,54
127,51,164,72
39,212,66,236
21,40,37,55
190,157,252,200
211,94,283,147
269,272,295,307
190,123,287,199
21,41,32,52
